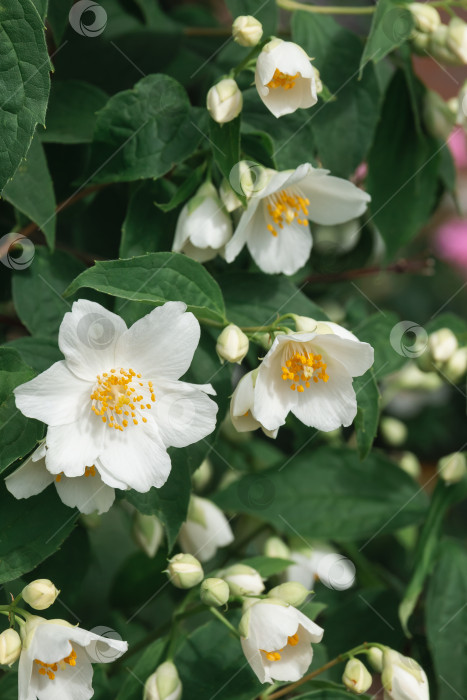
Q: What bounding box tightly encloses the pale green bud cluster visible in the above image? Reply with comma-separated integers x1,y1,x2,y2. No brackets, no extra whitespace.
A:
200,577,230,607
342,658,373,694
207,78,243,124
144,661,182,700
232,15,263,47
0,628,22,666
438,452,467,484
166,553,204,589
216,324,249,364
418,328,467,382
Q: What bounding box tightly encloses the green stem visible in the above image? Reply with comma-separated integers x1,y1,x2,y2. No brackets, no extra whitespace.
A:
276,0,375,14
232,42,267,77
209,607,241,638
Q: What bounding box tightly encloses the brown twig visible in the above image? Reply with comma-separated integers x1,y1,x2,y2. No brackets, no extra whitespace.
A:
303,257,435,285
266,656,345,700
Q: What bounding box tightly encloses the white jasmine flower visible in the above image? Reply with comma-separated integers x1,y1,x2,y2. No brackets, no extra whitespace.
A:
253,322,374,432
6,444,115,515
382,649,429,700
230,370,278,439
255,39,317,118
172,182,232,262
239,599,324,683
14,301,218,493
178,495,234,562
224,163,371,275
18,616,127,700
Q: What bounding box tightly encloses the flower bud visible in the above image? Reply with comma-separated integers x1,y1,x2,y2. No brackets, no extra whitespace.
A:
192,458,213,492
0,628,21,666
428,25,461,64
219,178,242,213
444,347,467,383
216,324,249,364
200,577,230,607
312,66,323,94
267,582,309,606
133,512,164,558
380,417,407,447
144,661,182,700
207,78,243,124
424,90,457,141
447,17,467,65
367,646,383,672
438,452,467,484
428,328,458,363
398,452,422,480
232,15,263,47
264,536,290,559
166,553,204,589
342,658,373,694
409,3,441,34
293,316,335,334
220,564,265,596
22,579,59,610
381,649,428,699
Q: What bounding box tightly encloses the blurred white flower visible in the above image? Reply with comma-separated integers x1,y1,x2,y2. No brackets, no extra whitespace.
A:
178,495,234,562
230,370,278,438
255,39,317,118
285,542,356,591
14,301,217,493
224,163,370,275
239,599,324,683
253,322,374,432
172,182,232,262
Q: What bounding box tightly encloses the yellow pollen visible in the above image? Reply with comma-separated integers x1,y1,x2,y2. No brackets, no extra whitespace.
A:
260,633,300,662
84,465,96,478
266,189,310,237
281,350,329,391
266,68,299,90
55,473,63,483
288,633,299,646
34,649,77,681
90,367,155,431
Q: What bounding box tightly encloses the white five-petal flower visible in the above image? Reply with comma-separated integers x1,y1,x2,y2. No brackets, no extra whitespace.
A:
14,301,218,493
18,616,127,700
255,39,317,118
382,649,430,700
6,444,115,515
178,495,234,562
230,370,278,438
240,599,324,683
172,182,232,263
253,322,374,432
224,163,371,276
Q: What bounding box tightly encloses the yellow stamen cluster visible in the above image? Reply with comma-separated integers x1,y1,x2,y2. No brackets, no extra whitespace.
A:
266,190,310,237
84,465,96,478
35,648,77,680
261,633,300,662
282,350,329,392
266,69,299,90
91,368,154,430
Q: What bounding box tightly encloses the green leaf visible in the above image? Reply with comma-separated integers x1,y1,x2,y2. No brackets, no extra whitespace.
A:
354,370,381,460
2,134,56,249
399,479,467,636
88,74,201,183
64,253,227,324
12,247,86,339
219,272,327,327
175,620,262,700
215,447,428,541
356,312,407,377
0,348,44,474
292,12,381,178
40,80,109,144
0,0,51,190
5,336,62,373
367,70,441,259
224,0,278,36
115,638,166,700
209,117,244,204
239,556,294,578
360,0,414,70
0,481,78,583
154,164,206,213
426,540,467,700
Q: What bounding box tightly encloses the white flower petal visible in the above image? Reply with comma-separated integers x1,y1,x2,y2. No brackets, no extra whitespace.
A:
58,300,127,382
153,380,218,448
291,366,357,431
312,334,374,377
224,198,261,263
14,362,91,427
188,199,232,250
30,644,94,700
254,347,295,431
247,209,312,275
55,473,115,515
267,633,314,682
300,170,370,225
5,450,54,500
248,603,300,651
294,611,324,643
179,497,233,561
45,414,106,477
178,239,219,263
241,638,269,683
116,302,200,380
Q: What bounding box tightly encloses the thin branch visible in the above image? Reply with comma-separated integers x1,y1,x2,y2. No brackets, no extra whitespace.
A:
303,256,435,285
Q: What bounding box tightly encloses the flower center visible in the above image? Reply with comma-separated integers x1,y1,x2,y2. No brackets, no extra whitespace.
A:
266,190,310,237
260,633,300,662
281,350,329,392
266,69,299,90
34,648,77,681
91,368,155,431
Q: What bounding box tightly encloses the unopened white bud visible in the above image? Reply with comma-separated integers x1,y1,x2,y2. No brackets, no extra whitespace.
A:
220,564,265,596
207,78,243,124
192,458,213,492
22,579,59,610
268,582,309,606
219,178,242,212
200,577,230,607
216,324,249,364
144,661,182,700
428,328,458,363
0,628,21,666
232,15,263,47
410,3,441,34
398,452,422,480
380,417,408,447
447,17,467,64
293,315,334,334
166,553,204,589
424,90,456,140
444,347,467,382
342,658,373,694
313,66,323,94
438,452,467,484
264,536,290,559
133,512,164,558
381,649,428,698
367,646,384,672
